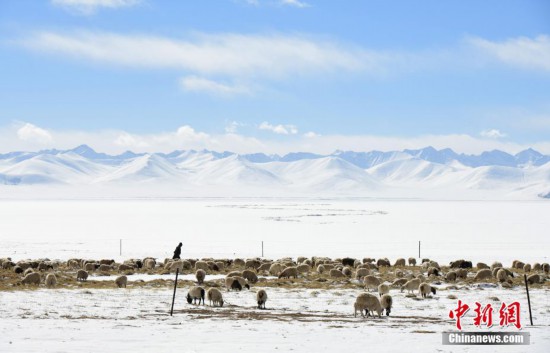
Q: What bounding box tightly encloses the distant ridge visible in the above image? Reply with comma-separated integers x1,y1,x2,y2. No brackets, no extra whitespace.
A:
0,145,549,198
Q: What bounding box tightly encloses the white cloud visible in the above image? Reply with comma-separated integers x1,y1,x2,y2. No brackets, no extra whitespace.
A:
470,35,550,72
2,123,550,155
280,0,310,8
259,122,298,135
480,129,507,139
225,121,244,134
303,131,319,138
175,125,210,141
180,76,251,96
51,0,140,15
16,123,53,144
114,132,148,148
21,31,384,79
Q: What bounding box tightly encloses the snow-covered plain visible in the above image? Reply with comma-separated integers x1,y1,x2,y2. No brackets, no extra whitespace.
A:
1,199,548,264
0,283,548,352
1,197,549,353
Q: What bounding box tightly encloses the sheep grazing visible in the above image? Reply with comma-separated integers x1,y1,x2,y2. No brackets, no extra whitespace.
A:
342,257,356,267
187,286,206,305
143,258,156,270
329,268,346,278
445,271,457,282
22,272,41,285
206,288,224,307
245,259,261,270
278,267,298,279
456,268,468,279
296,264,311,274
416,274,426,283
427,267,440,277
76,270,88,281
317,264,326,274
496,269,508,283
527,274,541,285
450,259,473,269
380,294,393,316
378,283,390,297
543,263,550,274
364,275,381,291
24,268,34,276
242,270,259,284
490,261,503,271
377,258,391,267
195,261,209,271
342,267,353,277
523,264,532,273
115,275,128,288
98,264,112,272
512,260,525,270
84,263,96,272
533,263,541,271
392,278,408,287
474,269,493,281
355,268,369,280
13,266,23,274
45,273,57,288
269,263,283,276
196,269,206,284
419,283,436,298
225,277,243,291
257,263,271,273
408,257,417,266
401,278,421,294
169,261,184,273
354,293,383,318
257,289,268,309
118,264,134,271
394,258,406,267
476,262,489,269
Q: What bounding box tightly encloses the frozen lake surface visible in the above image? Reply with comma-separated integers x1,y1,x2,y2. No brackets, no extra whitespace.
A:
1,198,549,264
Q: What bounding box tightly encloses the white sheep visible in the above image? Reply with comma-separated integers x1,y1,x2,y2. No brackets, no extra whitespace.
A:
378,283,390,297
392,278,408,287
401,278,421,294
354,293,383,318
329,269,346,278
408,257,417,266
187,286,205,305
269,263,283,276
195,261,209,271
45,273,57,288
394,258,406,267
364,275,381,291
76,270,88,281
317,264,326,274
380,293,393,316
496,269,508,283
115,275,127,288
196,269,206,284
419,282,436,298
257,289,268,309
206,288,224,307
355,268,369,280
22,272,41,285
474,269,493,281
278,267,298,279
296,264,311,274
84,263,95,272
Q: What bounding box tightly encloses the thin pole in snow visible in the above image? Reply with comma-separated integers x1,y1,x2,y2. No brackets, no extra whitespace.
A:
524,274,534,326
170,268,180,316
418,241,421,259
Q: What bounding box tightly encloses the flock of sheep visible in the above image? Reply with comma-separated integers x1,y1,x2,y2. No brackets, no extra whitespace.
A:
1,256,548,318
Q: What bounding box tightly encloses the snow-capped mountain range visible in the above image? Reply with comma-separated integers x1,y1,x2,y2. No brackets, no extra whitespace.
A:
1,145,549,199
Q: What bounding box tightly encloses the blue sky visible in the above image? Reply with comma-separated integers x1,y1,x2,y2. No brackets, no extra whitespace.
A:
1,0,549,154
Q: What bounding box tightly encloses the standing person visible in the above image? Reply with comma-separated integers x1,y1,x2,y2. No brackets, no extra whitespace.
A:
173,242,182,259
